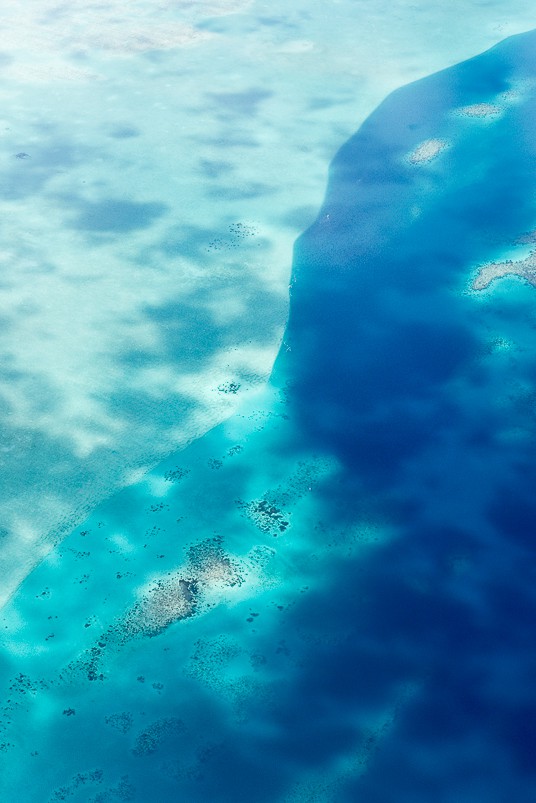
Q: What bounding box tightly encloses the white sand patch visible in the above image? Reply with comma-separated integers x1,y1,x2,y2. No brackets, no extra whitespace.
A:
455,102,503,118
1,0,215,59
77,23,213,55
407,138,449,164
107,532,136,554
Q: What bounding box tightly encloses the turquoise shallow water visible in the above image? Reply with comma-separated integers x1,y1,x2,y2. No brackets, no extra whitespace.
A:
2,6,536,803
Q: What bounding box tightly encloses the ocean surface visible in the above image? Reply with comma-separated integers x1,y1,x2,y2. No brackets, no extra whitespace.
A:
1,3,536,802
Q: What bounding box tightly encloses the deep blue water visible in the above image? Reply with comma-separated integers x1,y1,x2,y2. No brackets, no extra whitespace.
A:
2,29,536,802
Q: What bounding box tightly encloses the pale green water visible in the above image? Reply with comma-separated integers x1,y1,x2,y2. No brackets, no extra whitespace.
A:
1,0,535,606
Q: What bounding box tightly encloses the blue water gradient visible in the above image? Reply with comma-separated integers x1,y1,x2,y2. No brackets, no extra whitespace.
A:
2,29,536,802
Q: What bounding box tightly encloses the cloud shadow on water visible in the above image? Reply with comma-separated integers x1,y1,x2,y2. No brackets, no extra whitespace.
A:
67,197,168,233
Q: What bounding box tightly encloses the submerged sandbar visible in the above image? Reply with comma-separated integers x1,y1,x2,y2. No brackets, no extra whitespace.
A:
472,250,536,290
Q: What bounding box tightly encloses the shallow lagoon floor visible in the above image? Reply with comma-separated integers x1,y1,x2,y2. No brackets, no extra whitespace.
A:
1,0,536,606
